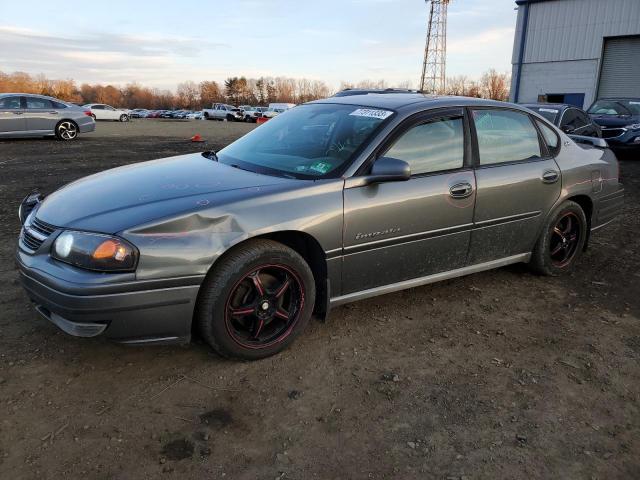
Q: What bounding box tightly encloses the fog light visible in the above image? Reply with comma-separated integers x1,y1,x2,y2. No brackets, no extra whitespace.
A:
54,232,74,258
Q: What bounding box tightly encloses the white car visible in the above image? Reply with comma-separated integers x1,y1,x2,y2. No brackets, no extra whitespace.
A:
83,104,130,122
263,103,296,118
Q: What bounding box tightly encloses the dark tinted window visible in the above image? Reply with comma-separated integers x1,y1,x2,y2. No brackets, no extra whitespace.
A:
530,107,559,124
385,116,464,175
575,110,591,127
561,109,589,129
26,97,53,109
51,101,67,109
473,109,541,165
0,96,21,109
92,105,105,110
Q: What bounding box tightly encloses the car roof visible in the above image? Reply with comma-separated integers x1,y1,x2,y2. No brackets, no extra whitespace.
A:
0,92,64,101
311,93,513,111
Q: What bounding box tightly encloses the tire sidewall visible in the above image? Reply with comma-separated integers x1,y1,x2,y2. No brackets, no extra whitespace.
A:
533,201,587,276
120,114,129,122
199,242,315,360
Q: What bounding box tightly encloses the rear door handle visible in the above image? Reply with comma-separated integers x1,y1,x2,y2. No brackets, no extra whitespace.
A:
12,111,24,115
542,170,559,184
449,182,474,199
48,111,59,115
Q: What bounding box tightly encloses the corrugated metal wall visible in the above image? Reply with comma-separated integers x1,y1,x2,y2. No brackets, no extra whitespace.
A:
510,0,640,106
511,0,640,64
598,36,640,98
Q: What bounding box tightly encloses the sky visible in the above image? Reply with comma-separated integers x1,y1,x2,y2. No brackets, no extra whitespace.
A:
0,0,518,90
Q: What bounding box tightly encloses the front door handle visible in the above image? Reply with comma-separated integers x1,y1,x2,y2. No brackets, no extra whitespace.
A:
12,111,24,115
449,182,474,199
48,111,59,115
542,170,559,184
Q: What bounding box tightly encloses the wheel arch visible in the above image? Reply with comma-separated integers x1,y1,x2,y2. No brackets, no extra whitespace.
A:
194,230,330,336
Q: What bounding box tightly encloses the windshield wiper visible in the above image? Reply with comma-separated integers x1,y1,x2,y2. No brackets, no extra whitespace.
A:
202,150,219,161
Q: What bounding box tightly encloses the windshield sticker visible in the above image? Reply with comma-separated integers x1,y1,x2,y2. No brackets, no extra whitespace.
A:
309,161,332,174
539,108,559,114
349,108,393,120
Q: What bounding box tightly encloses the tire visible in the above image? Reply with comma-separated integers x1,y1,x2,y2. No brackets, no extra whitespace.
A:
91,113,96,120
55,120,78,141
225,114,234,122
529,200,587,276
196,239,316,360
204,112,210,120
119,114,129,122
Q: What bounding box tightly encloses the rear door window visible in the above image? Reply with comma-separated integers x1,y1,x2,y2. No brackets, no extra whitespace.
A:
472,109,542,165
26,97,53,109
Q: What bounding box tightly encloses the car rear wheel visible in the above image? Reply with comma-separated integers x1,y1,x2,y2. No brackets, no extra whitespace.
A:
55,120,78,141
225,114,234,122
196,239,316,360
119,114,129,122
529,200,587,276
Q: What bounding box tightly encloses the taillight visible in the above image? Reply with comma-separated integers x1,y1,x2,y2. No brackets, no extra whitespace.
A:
84,110,92,117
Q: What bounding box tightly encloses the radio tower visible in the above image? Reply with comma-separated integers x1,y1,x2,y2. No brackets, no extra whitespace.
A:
419,0,450,93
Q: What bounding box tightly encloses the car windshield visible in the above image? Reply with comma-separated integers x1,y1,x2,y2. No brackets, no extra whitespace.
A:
588,100,640,116
528,106,559,123
217,103,394,178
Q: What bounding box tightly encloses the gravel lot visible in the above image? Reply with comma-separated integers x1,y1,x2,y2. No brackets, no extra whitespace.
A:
1,120,639,479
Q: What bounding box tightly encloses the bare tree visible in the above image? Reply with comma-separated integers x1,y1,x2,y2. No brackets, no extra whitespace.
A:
480,69,510,101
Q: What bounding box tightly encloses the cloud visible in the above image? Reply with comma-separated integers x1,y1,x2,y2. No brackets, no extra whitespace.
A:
0,26,229,87
448,27,515,54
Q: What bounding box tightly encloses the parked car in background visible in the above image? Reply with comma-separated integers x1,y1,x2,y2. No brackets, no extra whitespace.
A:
521,103,602,138
187,111,203,120
130,109,149,118
0,93,95,140
240,106,265,122
84,104,130,122
16,93,623,360
262,103,296,119
202,103,244,121
587,98,640,154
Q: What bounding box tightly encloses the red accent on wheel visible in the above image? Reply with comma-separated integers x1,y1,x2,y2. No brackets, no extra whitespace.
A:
224,264,305,349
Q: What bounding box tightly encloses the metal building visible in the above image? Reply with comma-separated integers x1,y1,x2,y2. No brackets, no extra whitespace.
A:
510,0,640,109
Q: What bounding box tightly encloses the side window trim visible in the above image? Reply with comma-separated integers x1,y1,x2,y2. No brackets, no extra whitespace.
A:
355,107,469,178
468,106,547,169
532,117,560,158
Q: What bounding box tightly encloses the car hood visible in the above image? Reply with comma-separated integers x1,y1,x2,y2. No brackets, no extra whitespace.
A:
590,114,640,128
35,153,294,233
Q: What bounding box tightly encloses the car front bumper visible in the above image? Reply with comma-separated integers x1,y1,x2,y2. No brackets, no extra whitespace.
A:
16,250,201,345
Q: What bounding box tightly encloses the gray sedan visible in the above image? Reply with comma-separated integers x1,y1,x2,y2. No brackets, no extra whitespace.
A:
0,93,95,140
16,93,624,360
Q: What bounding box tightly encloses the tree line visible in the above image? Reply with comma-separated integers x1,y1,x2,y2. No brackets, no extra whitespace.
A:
0,69,510,110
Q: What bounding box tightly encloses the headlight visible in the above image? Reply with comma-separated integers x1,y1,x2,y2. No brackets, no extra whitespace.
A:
625,124,640,130
51,231,138,272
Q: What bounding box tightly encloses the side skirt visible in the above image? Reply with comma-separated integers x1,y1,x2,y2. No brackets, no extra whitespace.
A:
329,253,531,307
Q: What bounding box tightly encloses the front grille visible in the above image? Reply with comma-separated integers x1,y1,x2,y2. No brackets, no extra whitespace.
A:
601,128,625,139
20,217,56,253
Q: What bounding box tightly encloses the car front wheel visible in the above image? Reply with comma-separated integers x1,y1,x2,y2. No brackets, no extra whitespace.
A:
196,239,316,360
55,120,78,141
530,200,587,276
119,114,129,122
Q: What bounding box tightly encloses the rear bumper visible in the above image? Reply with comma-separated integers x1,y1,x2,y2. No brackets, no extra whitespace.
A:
17,254,201,345
593,187,624,230
79,121,96,133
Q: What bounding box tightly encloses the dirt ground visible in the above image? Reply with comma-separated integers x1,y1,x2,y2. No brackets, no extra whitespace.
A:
0,120,639,479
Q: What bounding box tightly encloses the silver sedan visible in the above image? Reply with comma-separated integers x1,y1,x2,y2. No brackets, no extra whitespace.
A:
0,93,95,140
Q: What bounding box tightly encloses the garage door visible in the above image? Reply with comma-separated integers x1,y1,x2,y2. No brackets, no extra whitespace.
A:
597,36,640,99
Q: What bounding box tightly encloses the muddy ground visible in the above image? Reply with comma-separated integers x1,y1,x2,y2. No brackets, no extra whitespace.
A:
0,120,639,479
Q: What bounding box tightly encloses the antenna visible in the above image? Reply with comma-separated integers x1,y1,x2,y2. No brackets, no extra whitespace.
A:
419,0,450,94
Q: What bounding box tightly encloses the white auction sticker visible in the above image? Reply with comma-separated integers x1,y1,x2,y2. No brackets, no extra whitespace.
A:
539,108,559,114
349,108,394,120
630,101,640,105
